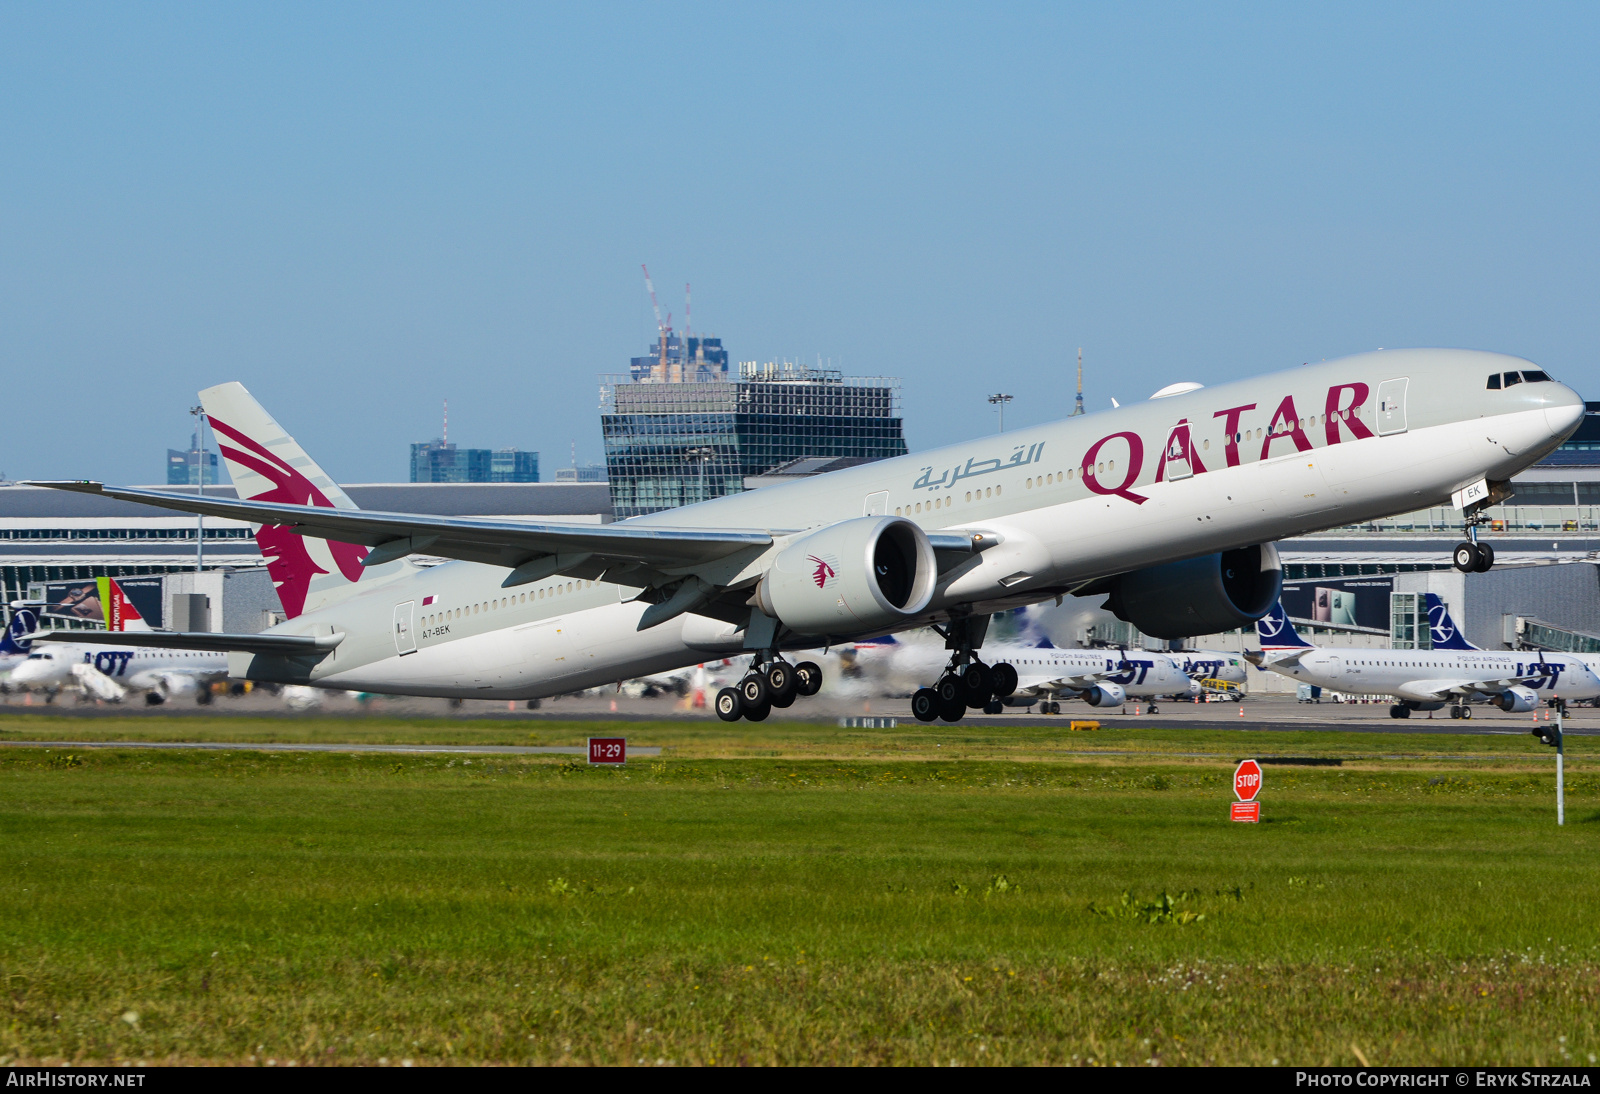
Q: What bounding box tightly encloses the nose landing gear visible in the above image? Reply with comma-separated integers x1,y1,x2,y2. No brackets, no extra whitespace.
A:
1453,508,1495,573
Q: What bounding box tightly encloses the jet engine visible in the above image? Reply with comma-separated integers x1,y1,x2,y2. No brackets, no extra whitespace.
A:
1084,682,1126,707
1104,544,1282,640
756,516,937,638
1492,686,1539,713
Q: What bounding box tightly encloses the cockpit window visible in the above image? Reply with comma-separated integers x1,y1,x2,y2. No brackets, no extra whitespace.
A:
1522,370,1553,383
1487,373,1501,389
1503,371,1523,387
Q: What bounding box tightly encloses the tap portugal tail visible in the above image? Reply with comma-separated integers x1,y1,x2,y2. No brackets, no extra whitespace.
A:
200,382,414,618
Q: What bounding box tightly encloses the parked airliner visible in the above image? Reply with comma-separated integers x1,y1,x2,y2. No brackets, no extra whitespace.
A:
848,632,1246,716
28,349,1584,722
1248,595,1600,718
8,581,228,703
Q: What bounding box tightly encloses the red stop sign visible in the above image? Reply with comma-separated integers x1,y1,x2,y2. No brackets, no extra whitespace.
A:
1234,759,1262,802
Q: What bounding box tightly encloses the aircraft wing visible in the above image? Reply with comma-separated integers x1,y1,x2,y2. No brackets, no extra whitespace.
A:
30,629,344,655
1395,675,1544,702
27,481,775,581
1012,671,1104,696
1244,649,1310,669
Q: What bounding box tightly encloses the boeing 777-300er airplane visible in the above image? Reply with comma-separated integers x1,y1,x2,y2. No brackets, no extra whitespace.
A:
1247,595,1600,718
26,349,1585,722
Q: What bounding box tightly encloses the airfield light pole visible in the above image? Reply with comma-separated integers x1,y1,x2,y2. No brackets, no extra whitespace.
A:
190,405,206,572
1533,702,1566,825
685,446,715,505
1557,704,1565,826
988,393,1013,433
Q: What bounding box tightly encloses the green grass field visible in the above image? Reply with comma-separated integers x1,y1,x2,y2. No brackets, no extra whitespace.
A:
1,716,1596,1066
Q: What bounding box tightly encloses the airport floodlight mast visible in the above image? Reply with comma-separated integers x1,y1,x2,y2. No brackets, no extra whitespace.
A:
1071,348,1085,416
988,393,1013,433
684,445,716,504
189,404,206,572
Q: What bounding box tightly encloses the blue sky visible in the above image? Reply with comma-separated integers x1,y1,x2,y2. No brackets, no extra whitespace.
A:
3,3,1597,483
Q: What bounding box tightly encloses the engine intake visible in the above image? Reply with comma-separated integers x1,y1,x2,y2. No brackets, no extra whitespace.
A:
756,516,937,639
1493,686,1538,713
1105,543,1282,640
1084,682,1126,707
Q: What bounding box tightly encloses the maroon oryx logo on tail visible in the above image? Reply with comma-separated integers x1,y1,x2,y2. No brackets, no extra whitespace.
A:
809,555,836,589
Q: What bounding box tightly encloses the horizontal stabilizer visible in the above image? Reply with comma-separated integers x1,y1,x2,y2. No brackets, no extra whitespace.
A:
31,629,344,655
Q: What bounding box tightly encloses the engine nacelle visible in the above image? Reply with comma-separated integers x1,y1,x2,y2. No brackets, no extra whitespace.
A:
756,516,937,638
1105,543,1282,640
1084,682,1126,707
1493,686,1538,713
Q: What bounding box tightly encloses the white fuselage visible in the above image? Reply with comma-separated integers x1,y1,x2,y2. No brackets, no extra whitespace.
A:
10,644,229,692
222,350,1582,700
1260,647,1600,703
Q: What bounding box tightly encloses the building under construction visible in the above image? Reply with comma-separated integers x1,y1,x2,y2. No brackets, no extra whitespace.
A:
601,358,908,519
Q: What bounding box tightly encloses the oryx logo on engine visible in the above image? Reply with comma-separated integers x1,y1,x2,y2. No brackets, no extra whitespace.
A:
809,555,837,589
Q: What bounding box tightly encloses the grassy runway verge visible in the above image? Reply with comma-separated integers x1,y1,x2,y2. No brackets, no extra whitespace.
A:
1,727,1596,1065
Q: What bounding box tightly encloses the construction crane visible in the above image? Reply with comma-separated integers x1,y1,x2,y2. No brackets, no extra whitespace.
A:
1071,347,1085,416
641,264,671,380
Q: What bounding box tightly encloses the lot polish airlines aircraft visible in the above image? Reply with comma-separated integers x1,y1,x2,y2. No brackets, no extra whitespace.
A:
27,349,1584,722
7,580,228,703
1248,595,1600,719
848,632,1246,716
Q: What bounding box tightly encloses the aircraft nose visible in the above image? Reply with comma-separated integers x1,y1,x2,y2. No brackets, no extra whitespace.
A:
1545,385,1585,440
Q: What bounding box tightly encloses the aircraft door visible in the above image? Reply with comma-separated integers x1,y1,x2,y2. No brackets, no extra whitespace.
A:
1376,378,1409,436
393,600,417,656
1323,655,1343,679
864,491,889,516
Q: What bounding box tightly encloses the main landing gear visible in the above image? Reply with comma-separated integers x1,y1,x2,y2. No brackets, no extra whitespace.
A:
910,616,1019,723
1449,704,1473,720
714,655,823,722
1453,509,1495,573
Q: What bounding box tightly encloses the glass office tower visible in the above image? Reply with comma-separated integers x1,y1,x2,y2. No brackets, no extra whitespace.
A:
601,360,907,519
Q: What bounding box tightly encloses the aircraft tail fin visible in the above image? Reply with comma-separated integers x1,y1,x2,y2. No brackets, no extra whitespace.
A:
1256,601,1313,651
0,609,38,655
200,382,410,618
99,578,152,632
1425,593,1482,651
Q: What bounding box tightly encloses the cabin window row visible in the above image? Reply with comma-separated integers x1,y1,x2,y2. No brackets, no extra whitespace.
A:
420,580,596,629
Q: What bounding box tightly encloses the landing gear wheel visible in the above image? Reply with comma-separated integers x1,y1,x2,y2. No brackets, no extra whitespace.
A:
989,662,1018,697
196,689,213,706
1461,705,1472,719
1390,704,1410,719
935,675,963,706
739,674,770,708
1453,542,1483,573
982,700,1003,715
793,661,824,697
145,692,164,706
766,662,798,708
911,688,941,723
1474,542,1495,572
961,664,992,707
1450,705,1462,719
938,697,966,723
715,687,743,722
1149,703,1159,714
744,699,772,722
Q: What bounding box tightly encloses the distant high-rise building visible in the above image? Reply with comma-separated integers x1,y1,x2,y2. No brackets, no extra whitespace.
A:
554,463,608,483
601,359,907,519
491,448,540,483
629,334,729,383
411,441,538,483
167,433,220,485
